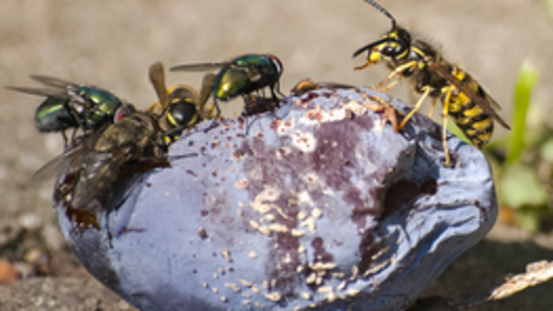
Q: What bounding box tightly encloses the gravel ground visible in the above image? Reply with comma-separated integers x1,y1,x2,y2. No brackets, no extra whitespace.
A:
1,0,552,310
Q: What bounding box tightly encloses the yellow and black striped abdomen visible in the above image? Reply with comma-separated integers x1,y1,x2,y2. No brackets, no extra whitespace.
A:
445,68,494,149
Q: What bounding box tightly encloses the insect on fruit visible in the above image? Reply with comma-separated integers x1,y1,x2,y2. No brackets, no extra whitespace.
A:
7,76,125,146
353,0,510,165
35,102,196,229
148,62,215,143
31,64,206,228
170,54,284,131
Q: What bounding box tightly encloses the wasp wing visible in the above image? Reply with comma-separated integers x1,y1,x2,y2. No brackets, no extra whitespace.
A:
429,63,511,130
484,92,503,111
197,73,216,118
149,62,169,111
170,62,229,72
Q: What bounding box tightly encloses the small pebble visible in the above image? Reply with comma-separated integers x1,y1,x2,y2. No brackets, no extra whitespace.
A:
0,259,20,284
18,213,42,230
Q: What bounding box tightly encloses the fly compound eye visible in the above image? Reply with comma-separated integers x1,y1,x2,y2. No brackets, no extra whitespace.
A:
114,104,136,122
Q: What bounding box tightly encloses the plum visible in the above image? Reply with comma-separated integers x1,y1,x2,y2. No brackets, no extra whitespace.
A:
53,86,497,310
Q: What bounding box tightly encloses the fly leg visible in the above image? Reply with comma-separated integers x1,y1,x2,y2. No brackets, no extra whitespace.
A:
204,99,221,133
61,130,69,149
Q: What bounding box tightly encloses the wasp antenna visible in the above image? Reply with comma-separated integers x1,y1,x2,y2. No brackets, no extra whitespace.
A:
353,37,390,58
364,0,396,29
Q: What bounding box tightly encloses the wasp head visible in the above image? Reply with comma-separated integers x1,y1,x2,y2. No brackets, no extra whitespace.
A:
353,26,412,69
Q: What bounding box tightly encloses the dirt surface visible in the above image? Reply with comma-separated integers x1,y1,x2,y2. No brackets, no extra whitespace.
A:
1,0,552,310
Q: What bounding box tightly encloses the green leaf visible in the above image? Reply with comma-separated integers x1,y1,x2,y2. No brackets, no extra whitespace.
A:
447,122,470,145
540,137,553,162
515,210,541,231
547,0,553,19
507,62,538,163
499,162,548,209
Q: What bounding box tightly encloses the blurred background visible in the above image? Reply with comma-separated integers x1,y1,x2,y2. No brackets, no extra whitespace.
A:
1,0,553,309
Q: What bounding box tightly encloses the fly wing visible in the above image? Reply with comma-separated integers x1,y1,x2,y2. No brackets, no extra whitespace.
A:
170,62,228,72
31,132,101,183
30,75,77,89
5,86,72,100
429,63,511,130
31,144,84,183
229,62,263,82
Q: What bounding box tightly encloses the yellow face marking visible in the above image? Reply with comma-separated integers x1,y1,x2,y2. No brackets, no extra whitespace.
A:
187,114,199,127
167,112,178,127
369,51,382,63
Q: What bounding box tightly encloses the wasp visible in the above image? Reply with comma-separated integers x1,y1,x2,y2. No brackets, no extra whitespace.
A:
169,54,284,130
353,0,510,165
147,62,215,143
7,76,126,147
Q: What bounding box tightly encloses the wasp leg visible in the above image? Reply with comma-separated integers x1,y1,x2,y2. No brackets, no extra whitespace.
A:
376,61,417,92
398,85,431,130
428,98,437,118
377,76,400,92
442,85,455,166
